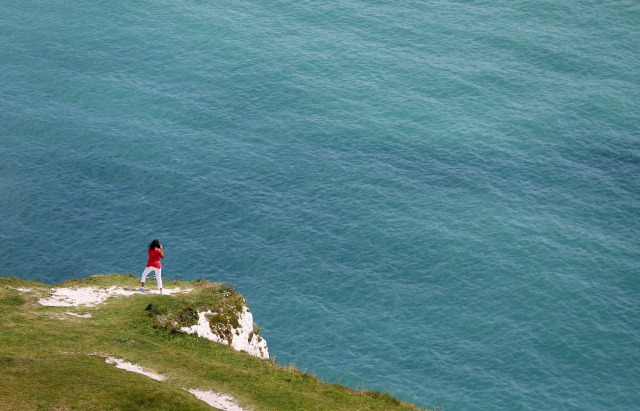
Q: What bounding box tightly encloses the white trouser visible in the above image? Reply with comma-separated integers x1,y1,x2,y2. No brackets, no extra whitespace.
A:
141,266,163,289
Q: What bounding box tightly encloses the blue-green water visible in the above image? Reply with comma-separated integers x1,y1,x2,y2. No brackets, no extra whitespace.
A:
1,1,639,409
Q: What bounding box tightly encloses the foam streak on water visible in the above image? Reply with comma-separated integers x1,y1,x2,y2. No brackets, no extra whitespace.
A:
1,1,639,409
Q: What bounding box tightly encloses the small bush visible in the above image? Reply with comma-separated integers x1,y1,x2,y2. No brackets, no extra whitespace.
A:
145,280,245,340
146,303,198,332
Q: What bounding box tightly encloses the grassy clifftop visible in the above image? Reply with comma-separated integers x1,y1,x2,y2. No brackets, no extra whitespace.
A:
0,274,425,410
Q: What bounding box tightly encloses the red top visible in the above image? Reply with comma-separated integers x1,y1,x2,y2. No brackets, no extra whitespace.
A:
146,247,162,268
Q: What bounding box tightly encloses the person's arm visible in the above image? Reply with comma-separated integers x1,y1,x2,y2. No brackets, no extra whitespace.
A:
159,245,165,258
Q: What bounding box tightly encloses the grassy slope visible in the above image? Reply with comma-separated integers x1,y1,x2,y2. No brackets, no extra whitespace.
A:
0,274,425,411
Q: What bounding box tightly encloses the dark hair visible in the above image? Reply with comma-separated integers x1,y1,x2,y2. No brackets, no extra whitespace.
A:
148,239,160,250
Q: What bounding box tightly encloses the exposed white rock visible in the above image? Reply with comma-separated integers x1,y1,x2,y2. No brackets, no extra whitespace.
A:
189,389,249,411
181,306,269,360
65,311,93,318
38,286,190,307
103,356,249,410
105,357,166,381
39,287,118,307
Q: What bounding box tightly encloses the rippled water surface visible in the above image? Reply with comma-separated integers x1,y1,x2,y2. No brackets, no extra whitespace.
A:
1,2,639,409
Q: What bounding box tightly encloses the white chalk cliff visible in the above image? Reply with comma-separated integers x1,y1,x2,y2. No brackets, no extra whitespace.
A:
180,306,269,360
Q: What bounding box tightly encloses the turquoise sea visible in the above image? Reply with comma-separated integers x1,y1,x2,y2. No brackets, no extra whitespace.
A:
1,1,639,409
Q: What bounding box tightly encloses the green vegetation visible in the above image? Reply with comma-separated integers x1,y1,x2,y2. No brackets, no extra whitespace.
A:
144,281,245,343
0,274,425,410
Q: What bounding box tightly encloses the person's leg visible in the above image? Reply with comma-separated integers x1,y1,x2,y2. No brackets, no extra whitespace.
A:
140,266,153,290
154,268,163,293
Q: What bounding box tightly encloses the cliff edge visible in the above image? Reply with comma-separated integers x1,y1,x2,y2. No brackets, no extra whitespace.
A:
0,273,425,410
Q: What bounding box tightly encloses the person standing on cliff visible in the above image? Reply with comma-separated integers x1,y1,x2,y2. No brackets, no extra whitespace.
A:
139,239,164,294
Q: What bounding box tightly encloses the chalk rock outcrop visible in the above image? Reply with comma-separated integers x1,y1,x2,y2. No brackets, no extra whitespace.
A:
181,306,269,359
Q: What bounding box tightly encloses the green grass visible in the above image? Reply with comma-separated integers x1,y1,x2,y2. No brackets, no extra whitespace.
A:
0,274,426,410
